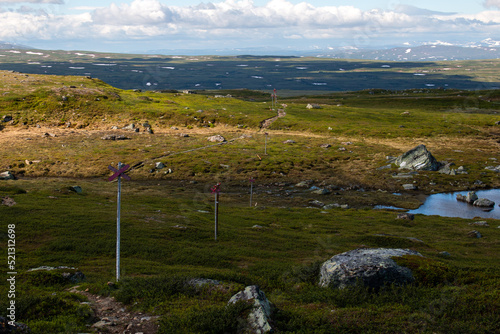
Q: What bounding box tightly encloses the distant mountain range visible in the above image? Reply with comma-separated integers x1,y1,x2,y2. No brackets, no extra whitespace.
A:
0,41,31,50
2,40,499,61
146,40,500,61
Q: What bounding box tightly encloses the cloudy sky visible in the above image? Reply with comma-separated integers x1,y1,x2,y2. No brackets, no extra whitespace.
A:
0,0,499,53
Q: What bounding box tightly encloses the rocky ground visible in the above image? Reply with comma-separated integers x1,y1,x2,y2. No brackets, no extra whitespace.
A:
68,286,160,334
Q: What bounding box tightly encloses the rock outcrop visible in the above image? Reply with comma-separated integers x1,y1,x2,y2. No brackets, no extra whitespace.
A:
395,144,440,171
319,248,421,289
228,285,273,334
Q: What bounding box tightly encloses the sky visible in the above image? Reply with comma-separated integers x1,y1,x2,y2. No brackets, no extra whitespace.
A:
0,0,499,54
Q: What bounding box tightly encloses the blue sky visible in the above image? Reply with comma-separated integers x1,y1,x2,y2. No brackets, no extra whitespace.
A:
0,0,499,53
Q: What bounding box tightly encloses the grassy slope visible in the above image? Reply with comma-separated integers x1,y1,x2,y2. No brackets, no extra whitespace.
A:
0,70,499,333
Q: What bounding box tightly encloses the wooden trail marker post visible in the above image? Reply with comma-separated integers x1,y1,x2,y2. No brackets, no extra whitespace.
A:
211,183,221,241
249,178,255,207
108,162,131,281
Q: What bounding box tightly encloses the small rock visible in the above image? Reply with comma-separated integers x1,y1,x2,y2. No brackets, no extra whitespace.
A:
312,188,331,195
101,134,130,140
0,171,14,180
69,186,83,194
179,133,189,137
172,225,187,230
295,180,313,188
282,139,296,144
467,230,482,238
122,123,136,130
402,184,417,190
320,144,331,148
439,251,451,257
2,115,13,122
308,200,325,208
323,203,341,209
207,135,226,142
1,196,16,206
396,213,414,220
155,162,165,169
469,221,489,227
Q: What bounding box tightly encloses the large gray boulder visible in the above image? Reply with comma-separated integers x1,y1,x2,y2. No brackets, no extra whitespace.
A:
228,285,273,334
473,198,495,208
319,248,422,289
395,144,440,171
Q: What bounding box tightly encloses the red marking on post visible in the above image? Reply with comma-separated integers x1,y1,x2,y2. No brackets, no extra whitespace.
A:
108,164,131,182
211,182,221,194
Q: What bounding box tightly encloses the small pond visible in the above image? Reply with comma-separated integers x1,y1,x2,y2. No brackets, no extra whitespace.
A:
407,189,500,219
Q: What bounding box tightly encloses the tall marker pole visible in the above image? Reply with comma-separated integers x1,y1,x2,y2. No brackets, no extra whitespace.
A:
211,183,221,241
108,162,131,281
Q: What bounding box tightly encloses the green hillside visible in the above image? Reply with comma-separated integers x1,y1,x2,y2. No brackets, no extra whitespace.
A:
0,70,499,333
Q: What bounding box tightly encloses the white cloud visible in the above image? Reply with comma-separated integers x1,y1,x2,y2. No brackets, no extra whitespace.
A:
0,0,63,3
484,0,500,9
0,0,499,51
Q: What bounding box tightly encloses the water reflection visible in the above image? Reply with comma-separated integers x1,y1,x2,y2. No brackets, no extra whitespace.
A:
408,189,500,219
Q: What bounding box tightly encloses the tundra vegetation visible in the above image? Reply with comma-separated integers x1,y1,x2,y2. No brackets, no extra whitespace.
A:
0,68,499,333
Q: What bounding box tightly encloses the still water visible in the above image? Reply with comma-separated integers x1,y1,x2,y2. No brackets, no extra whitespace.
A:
408,189,500,219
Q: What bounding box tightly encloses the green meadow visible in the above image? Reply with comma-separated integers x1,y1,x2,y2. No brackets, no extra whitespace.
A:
0,69,499,333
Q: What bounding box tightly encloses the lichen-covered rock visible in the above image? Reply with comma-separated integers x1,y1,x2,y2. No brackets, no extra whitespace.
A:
228,285,273,334
395,144,440,171
319,248,422,289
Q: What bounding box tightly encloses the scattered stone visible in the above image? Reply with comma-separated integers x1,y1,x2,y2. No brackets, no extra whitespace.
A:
122,123,136,130
320,143,331,148
43,132,57,138
484,165,500,172
101,134,130,140
2,115,13,122
340,204,350,209
402,184,417,190
319,248,422,289
295,180,314,188
473,198,495,208
155,162,165,169
28,266,85,283
312,188,331,195
469,221,489,227
179,133,189,137
228,285,274,334
252,225,264,229
171,126,179,130
439,251,451,257
282,139,296,144
395,144,440,171
1,196,16,207
308,199,325,208
0,171,14,180
306,103,321,109
171,225,187,230
396,213,414,220
207,135,226,142
188,278,221,288
467,230,482,238
69,186,83,194
323,203,341,209
338,147,346,151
